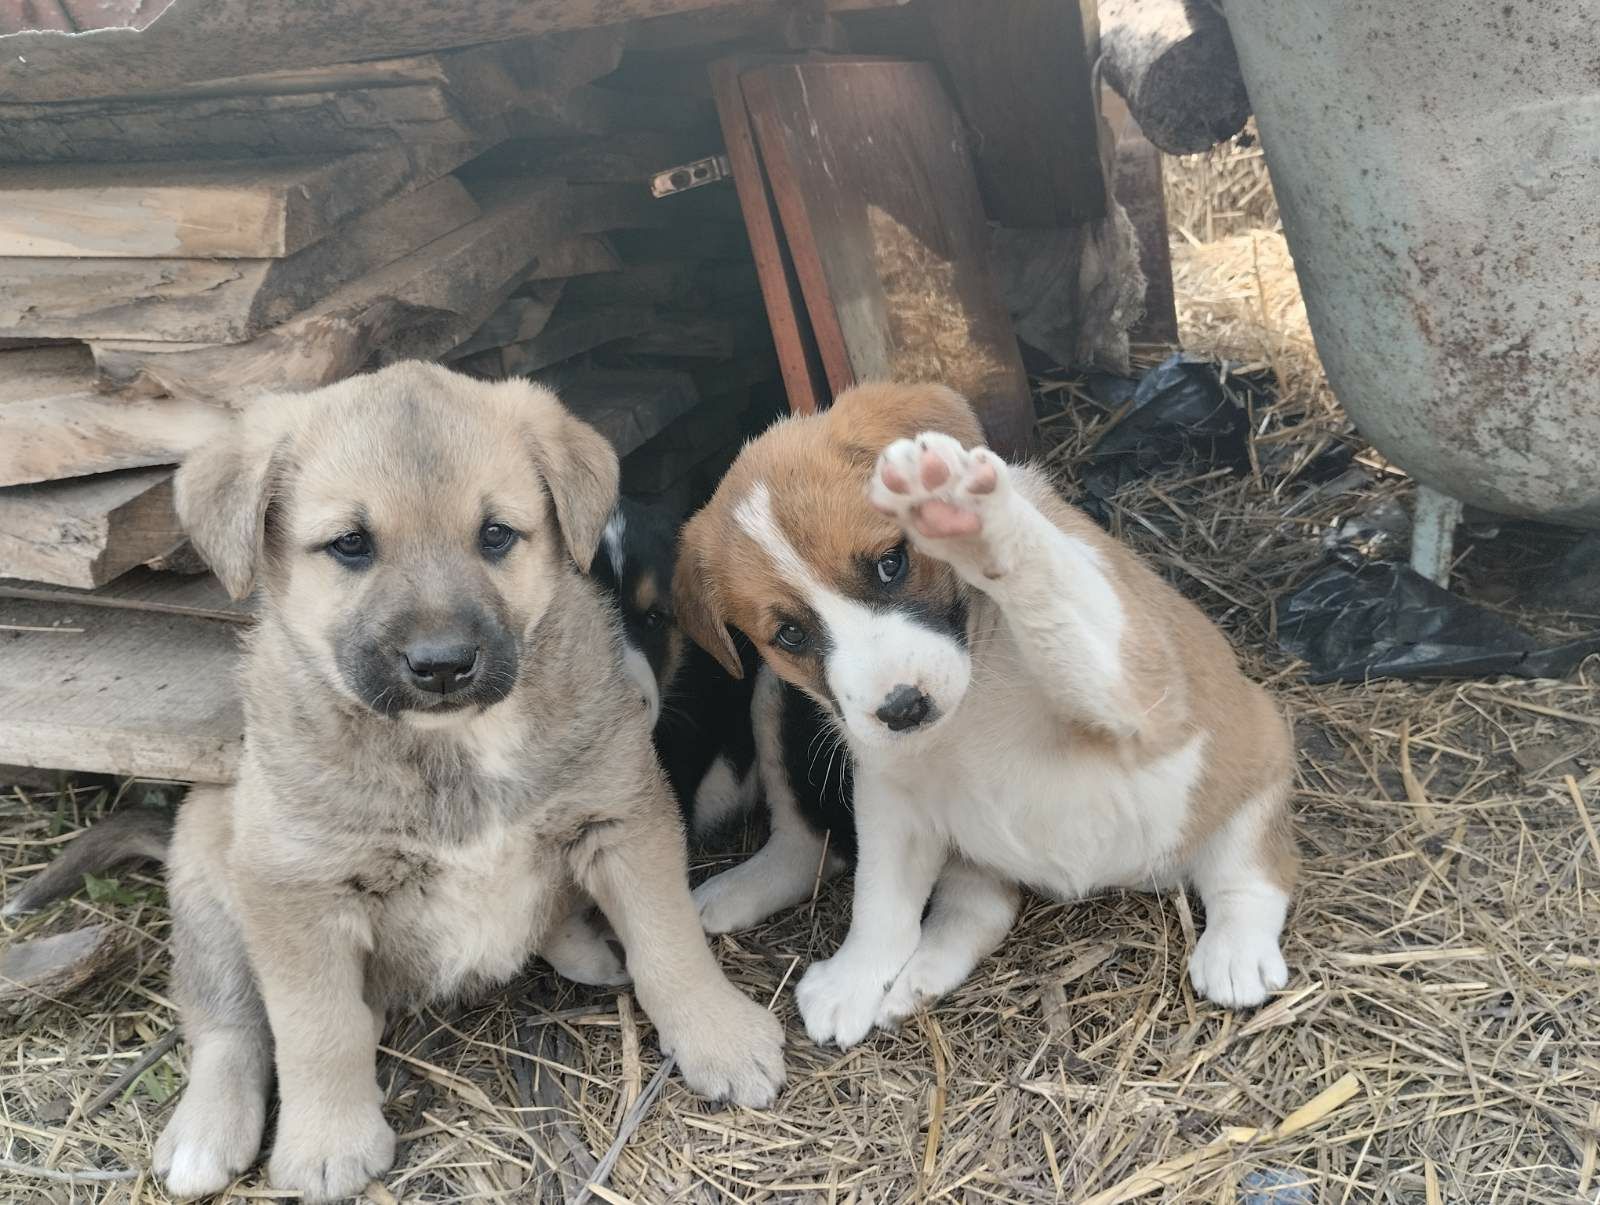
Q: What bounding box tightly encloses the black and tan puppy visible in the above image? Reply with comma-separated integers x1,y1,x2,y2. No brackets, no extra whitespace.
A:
150,363,783,1201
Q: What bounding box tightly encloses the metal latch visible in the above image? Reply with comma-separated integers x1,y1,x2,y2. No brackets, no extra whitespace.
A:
650,154,734,198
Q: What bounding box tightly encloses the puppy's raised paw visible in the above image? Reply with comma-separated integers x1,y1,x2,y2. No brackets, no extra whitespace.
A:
869,433,1014,577
663,990,786,1108
267,1103,395,1204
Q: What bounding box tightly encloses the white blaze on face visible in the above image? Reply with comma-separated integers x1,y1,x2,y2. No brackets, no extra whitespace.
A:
732,482,971,751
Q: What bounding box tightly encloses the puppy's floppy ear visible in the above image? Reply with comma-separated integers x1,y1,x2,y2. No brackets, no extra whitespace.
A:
827,382,989,462
173,413,287,601
673,510,743,679
526,398,620,573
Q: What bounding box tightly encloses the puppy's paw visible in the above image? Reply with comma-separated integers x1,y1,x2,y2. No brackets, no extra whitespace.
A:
692,868,772,935
663,990,786,1108
1188,926,1289,1009
155,1085,267,1198
869,433,1014,576
874,945,969,1031
267,1103,396,1204
795,955,892,1049
544,906,630,987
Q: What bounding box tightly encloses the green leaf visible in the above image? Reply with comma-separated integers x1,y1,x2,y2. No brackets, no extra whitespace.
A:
82,873,143,907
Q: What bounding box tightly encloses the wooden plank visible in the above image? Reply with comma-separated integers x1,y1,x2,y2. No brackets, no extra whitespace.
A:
0,568,250,623
521,234,623,283
0,35,631,162
740,59,1034,455
462,305,654,379
548,369,701,457
0,174,479,343
0,146,475,258
0,0,758,104
1104,89,1179,348
0,599,242,782
710,55,828,416
466,130,716,185
0,468,182,588
923,0,1106,226
0,343,95,402
89,181,570,401
444,283,566,362
612,311,768,359
0,393,227,486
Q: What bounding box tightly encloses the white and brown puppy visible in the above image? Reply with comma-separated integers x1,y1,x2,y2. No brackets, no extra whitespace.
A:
676,382,1296,1049
155,363,784,1202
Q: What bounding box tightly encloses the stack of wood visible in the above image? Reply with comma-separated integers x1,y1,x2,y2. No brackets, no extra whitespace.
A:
0,6,795,600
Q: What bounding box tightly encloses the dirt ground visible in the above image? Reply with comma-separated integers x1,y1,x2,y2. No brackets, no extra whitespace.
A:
3,139,1598,1204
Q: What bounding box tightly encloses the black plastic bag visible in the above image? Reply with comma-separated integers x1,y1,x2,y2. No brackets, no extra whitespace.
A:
1079,353,1255,504
1276,561,1600,683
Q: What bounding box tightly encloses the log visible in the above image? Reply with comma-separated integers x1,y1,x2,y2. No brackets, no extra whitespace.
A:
0,925,131,1016
445,283,566,361
0,393,227,486
0,0,755,103
0,146,475,258
89,182,576,401
1099,0,1251,155
0,174,478,342
0,467,182,588
0,599,243,782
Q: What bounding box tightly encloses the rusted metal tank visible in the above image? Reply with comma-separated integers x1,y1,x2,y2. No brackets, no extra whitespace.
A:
1223,0,1600,527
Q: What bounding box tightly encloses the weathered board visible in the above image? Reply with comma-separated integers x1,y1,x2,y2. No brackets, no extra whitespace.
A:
923,0,1106,226
0,175,478,342
0,0,755,104
0,467,183,588
549,368,701,457
0,32,626,163
0,146,474,258
460,305,654,379
710,55,828,416
0,598,243,782
0,569,250,623
613,311,767,359
741,58,1034,455
90,182,572,400
0,392,227,486
445,283,566,362
0,343,96,402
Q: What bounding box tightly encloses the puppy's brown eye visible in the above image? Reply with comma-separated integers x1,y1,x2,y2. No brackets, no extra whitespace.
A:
480,522,518,558
775,622,808,652
876,546,907,586
328,530,373,564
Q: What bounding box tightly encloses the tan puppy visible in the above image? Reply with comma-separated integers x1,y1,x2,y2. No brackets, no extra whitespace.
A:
156,363,784,1201
676,383,1296,1048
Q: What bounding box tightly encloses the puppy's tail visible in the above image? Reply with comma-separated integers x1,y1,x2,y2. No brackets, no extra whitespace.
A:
3,809,172,918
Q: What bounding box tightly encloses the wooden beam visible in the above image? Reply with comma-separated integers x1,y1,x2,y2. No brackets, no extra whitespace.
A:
0,145,475,258
89,182,575,401
0,174,479,343
0,468,182,588
444,283,566,362
0,0,764,104
0,393,227,487
0,569,250,624
740,58,1034,455
460,305,654,379
924,0,1106,226
710,54,828,415
0,598,243,782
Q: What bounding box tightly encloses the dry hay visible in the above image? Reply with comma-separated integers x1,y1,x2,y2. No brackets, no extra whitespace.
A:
1163,124,1280,247
4,179,1600,1205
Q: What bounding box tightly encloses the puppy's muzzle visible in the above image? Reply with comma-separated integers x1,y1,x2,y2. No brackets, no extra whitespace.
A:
403,639,480,696
875,684,932,732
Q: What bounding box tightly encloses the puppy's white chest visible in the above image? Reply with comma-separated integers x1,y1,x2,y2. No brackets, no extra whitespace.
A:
906,713,1204,895
367,824,554,1000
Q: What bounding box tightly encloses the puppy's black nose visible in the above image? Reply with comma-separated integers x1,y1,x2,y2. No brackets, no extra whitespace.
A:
404,641,480,695
875,684,931,732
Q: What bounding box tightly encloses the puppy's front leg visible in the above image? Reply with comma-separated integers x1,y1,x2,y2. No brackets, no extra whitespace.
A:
794,775,945,1048
239,883,394,1203
571,803,786,1106
870,434,1151,738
